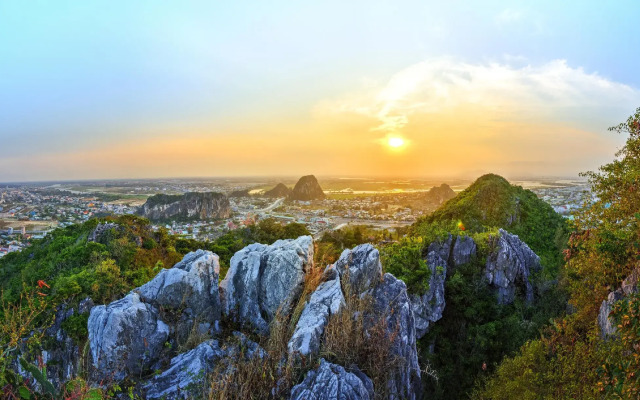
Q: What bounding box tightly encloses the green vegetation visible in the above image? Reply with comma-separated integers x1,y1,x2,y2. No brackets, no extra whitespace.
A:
413,173,569,275
474,108,640,399
381,237,431,294
0,215,310,397
381,172,570,398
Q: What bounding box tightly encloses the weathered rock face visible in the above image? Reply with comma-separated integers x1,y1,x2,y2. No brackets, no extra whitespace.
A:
88,222,120,243
366,273,421,400
88,293,170,382
143,340,224,400
138,192,231,222
452,235,477,266
289,359,374,400
410,250,447,339
88,250,222,383
334,244,383,293
288,267,345,356
264,183,292,198
289,175,326,201
137,250,221,340
485,229,541,304
220,236,314,334
598,268,640,338
143,331,266,399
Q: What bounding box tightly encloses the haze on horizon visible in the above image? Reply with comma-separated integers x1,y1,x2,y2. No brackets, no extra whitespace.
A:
1,1,639,182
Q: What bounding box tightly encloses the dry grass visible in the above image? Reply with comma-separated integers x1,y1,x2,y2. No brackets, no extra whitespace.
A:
320,281,398,400
207,267,400,399
207,266,325,400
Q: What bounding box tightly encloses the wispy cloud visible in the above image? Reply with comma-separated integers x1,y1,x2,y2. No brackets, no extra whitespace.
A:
321,58,640,138
495,8,524,24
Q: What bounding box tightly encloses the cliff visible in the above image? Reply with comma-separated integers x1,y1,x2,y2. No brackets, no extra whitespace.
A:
138,192,231,221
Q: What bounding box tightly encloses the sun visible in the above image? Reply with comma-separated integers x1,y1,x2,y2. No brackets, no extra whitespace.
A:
388,137,405,148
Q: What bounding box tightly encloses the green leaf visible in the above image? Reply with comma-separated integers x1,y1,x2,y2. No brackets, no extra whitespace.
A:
18,357,57,397
86,389,103,400
18,386,31,400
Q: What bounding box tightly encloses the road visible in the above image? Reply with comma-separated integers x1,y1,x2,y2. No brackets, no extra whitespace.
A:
257,197,285,213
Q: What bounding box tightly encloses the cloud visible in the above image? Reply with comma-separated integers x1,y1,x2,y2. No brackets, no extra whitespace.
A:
495,9,524,24
321,58,640,137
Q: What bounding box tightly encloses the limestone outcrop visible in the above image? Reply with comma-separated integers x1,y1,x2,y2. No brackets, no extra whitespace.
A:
137,192,231,221
485,229,541,304
220,236,314,334
289,359,374,400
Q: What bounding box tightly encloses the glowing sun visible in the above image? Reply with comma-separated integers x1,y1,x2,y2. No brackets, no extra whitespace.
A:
387,137,405,148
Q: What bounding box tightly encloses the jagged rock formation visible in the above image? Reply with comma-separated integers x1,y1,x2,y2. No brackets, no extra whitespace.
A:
88,292,170,382
88,222,120,242
424,183,456,205
289,175,326,201
288,266,345,356
334,244,383,292
367,274,421,399
290,359,374,400
410,234,478,338
137,250,221,341
220,236,314,334
452,235,477,266
137,192,231,221
143,331,265,399
410,250,448,338
485,229,541,304
264,183,292,198
144,339,224,399
598,268,640,337
88,250,221,382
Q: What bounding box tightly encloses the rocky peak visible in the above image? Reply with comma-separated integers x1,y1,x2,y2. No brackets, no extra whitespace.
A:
289,175,326,201
264,183,292,197
137,192,231,222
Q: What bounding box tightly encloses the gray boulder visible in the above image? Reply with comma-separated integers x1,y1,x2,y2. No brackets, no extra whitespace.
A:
451,235,477,266
288,267,345,356
137,250,221,339
143,332,265,399
485,229,541,304
88,293,170,382
598,268,640,337
220,236,314,334
290,359,374,400
409,250,447,339
366,273,421,400
427,235,453,266
144,340,224,400
334,244,383,293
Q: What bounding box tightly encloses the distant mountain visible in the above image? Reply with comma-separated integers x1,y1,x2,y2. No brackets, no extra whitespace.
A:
138,192,231,221
264,183,291,198
413,174,567,267
289,175,326,201
424,183,456,205
229,189,251,198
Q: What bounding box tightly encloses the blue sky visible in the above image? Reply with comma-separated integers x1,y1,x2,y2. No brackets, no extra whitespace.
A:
1,0,639,181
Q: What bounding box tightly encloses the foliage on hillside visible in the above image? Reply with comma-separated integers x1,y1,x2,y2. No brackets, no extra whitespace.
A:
412,173,569,274
0,215,310,397
380,173,570,398
474,107,640,399
0,215,183,306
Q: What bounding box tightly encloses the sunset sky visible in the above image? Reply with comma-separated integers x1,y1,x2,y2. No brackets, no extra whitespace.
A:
1,0,639,182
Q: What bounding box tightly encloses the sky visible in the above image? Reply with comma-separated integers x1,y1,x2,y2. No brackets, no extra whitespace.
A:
1,0,640,182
